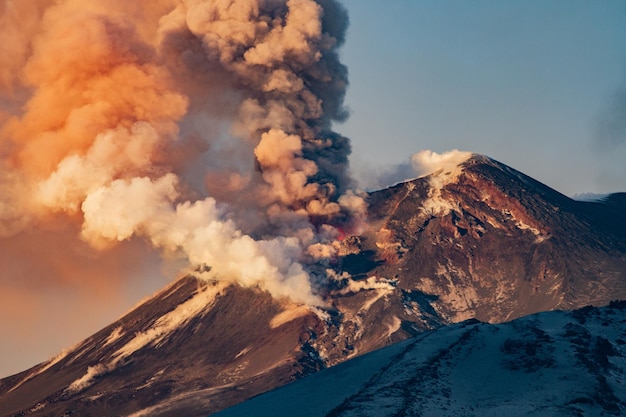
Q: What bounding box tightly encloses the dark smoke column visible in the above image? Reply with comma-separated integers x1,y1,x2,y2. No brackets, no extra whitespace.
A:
159,0,361,245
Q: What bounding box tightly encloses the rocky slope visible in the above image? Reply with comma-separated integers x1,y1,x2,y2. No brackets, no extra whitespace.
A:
1,154,625,416
365,155,626,323
0,279,322,416
0,275,412,417
216,301,626,417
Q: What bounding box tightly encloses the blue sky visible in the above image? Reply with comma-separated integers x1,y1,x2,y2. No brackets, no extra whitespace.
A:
337,0,626,195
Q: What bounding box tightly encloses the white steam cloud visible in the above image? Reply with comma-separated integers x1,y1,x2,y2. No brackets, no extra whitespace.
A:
410,149,474,178
0,0,364,306
357,149,474,191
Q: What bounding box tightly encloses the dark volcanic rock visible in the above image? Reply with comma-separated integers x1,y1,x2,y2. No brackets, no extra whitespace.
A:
364,155,626,323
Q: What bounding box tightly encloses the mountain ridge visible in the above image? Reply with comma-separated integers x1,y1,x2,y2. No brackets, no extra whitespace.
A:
364,154,626,323
216,301,626,417
2,154,625,417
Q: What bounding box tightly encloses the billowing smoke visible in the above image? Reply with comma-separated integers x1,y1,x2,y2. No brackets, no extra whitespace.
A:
358,149,474,191
410,149,473,178
0,0,363,307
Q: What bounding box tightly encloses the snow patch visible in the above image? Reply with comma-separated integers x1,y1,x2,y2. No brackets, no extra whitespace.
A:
113,282,227,361
235,346,253,359
310,306,331,322
38,348,70,372
270,305,311,329
135,369,166,390
501,208,547,242
29,403,46,412
102,326,124,348
572,192,609,202
419,263,478,322
514,220,541,236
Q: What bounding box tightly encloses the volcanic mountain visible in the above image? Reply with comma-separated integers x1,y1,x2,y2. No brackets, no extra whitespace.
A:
1,154,625,417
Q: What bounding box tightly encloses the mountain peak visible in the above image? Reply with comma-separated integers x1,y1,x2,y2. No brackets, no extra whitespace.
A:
367,154,626,324
411,149,476,179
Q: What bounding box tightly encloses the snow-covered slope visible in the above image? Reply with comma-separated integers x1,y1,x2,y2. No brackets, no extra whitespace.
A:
216,301,626,417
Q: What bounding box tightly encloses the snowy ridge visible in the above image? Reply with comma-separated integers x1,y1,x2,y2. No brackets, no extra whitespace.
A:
112,281,226,360
215,302,626,417
572,193,610,202
102,326,124,348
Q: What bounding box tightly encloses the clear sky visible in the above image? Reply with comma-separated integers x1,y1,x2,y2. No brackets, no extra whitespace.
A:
338,0,626,196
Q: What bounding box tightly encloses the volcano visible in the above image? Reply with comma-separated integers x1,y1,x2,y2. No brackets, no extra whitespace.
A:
1,155,625,417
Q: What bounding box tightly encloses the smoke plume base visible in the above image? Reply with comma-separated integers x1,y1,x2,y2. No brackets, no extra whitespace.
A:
354,149,474,191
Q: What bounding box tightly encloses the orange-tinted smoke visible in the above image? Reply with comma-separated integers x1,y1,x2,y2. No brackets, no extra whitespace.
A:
0,0,363,310
3,1,187,181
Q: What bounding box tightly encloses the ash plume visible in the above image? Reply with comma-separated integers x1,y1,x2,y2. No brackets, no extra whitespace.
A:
0,0,362,306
